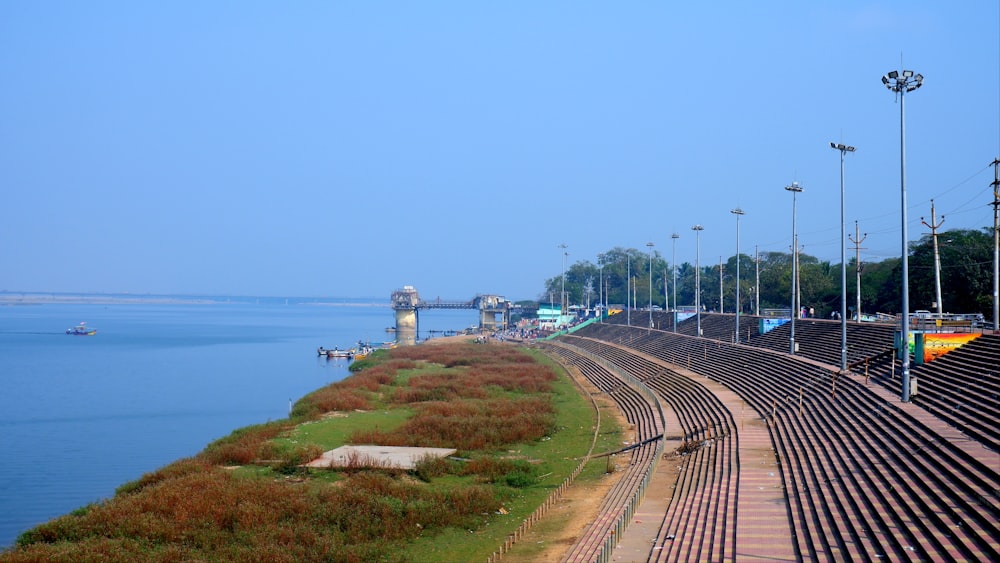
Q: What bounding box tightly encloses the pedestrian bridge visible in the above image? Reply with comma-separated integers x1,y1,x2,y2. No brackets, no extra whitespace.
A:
390,286,510,334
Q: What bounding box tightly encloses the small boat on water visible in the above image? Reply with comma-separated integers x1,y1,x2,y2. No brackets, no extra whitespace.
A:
317,340,388,360
66,322,97,336
353,343,374,360
317,346,354,359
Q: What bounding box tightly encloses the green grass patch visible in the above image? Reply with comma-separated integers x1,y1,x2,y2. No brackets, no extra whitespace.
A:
280,408,414,450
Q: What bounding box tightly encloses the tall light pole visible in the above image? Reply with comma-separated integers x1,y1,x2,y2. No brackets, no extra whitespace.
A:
831,141,856,373
731,208,745,343
646,242,655,329
692,225,704,337
882,68,923,402
785,181,803,355
558,243,568,315
671,233,680,333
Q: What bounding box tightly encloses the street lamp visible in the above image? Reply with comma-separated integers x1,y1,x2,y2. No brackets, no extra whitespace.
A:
692,225,704,337
882,68,923,402
785,181,803,355
671,233,680,333
646,242,655,329
731,208,745,343
831,141,856,373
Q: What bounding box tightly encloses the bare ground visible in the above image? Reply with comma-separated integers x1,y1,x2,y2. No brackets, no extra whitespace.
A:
500,365,636,563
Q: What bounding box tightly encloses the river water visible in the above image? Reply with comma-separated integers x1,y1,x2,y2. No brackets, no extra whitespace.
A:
0,298,477,548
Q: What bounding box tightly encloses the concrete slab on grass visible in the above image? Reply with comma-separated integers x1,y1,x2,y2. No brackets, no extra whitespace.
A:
305,445,457,470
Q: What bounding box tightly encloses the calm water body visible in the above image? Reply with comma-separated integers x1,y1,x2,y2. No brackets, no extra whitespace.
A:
0,300,477,548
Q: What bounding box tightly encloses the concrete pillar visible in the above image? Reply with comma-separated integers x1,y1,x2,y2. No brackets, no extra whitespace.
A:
395,309,418,332
395,309,417,346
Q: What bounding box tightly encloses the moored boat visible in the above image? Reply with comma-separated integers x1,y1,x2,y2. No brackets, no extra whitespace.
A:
317,346,354,359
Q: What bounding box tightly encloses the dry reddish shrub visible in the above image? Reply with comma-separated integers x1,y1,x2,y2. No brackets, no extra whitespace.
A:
465,363,557,393
198,421,290,466
463,457,519,481
297,386,371,416
11,469,432,562
350,396,554,451
116,457,213,496
389,371,489,404
293,360,426,417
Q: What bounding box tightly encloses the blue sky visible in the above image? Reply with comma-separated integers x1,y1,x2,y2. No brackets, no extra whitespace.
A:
2,2,998,301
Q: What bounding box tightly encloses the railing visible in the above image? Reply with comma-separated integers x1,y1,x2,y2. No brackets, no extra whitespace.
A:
554,343,667,563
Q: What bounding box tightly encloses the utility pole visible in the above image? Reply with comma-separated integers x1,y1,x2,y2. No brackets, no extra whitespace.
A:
671,232,680,333
599,264,603,323
921,199,945,315
795,241,803,318
633,274,637,318
719,256,725,314
754,245,760,316
647,242,655,330
991,157,1000,332
849,221,867,323
558,243,568,315
626,253,631,326
663,268,668,320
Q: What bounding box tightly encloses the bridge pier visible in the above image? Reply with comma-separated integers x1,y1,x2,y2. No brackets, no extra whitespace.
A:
395,308,418,333
479,307,510,331
391,285,510,343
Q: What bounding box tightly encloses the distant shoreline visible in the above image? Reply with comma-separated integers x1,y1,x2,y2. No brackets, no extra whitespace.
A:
0,293,386,307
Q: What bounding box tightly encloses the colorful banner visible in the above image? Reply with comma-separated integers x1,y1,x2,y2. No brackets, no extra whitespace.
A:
920,333,980,363
761,317,790,334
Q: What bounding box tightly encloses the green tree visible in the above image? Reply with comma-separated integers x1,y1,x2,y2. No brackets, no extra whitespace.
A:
909,228,993,318
538,226,996,324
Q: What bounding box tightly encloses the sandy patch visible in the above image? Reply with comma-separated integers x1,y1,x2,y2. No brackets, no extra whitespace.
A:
305,445,456,470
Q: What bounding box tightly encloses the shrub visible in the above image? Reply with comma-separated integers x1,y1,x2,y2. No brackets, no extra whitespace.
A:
296,387,371,416
269,443,325,475
198,422,289,466
412,454,455,482
115,457,212,496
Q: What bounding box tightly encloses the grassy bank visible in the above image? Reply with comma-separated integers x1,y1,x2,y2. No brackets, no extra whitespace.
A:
2,341,622,562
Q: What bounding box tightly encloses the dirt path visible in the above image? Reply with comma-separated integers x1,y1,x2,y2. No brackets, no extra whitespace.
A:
500,363,635,562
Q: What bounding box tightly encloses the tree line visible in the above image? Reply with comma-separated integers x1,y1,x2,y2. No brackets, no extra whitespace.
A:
543,227,996,322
